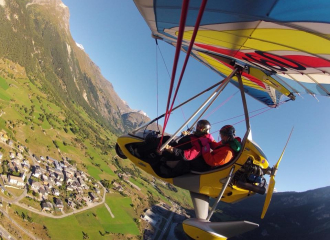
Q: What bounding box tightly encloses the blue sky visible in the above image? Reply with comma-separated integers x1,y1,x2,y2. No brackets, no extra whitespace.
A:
62,0,330,192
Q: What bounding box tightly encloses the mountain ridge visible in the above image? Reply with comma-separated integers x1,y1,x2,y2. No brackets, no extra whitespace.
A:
0,0,154,135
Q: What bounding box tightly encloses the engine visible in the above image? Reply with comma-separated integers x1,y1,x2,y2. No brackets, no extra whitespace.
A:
232,158,267,195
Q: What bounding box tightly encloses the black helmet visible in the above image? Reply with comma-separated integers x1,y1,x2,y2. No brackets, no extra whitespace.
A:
194,120,211,136
220,125,235,141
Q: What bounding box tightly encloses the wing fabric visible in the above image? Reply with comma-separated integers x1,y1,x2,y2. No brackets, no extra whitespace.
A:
134,0,330,107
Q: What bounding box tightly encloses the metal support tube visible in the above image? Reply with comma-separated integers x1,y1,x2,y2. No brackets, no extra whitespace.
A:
188,78,231,132
131,79,226,134
159,68,238,151
237,70,250,132
206,166,235,221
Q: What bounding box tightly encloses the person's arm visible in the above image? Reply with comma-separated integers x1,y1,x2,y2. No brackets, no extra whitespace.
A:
202,148,233,167
205,134,218,150
165,145,197,161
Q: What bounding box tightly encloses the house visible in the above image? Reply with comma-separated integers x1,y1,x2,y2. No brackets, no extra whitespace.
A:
47,182,53,189
18,145,25,153
77,188,84,195
94,187,100,194
8,162,17,173
49,172,56,179
9,152,16,159
64,168,75,178
31,181,41,191
7,139,14,147
42,201,53,211
55,172,64,181
8,175,25,187
42,174,48,181
78,178,87,188
55,180,62,187
55,198,64,210
67,199,76,209
0,133,8,142
22,159,30,169
34,156,41,163
52,188,60,196
113,182,123,192
39,186,48,198
66,177,74,185
53,160,62,171
16,152,23,160
89,192,99,202
32,168,41,178
44,186,51,195
66,185,74,191
48,177,55,184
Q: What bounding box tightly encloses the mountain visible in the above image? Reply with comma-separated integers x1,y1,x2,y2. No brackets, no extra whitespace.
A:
0,0,154,135
209,186,330,240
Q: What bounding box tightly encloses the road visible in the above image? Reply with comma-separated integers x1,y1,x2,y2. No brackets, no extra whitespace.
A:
125,180,141,191
0,182,109,240
104,203,115,218
0,224,16,240
0,140,118,240
6,181,107,219
0,208,40,240
155,211,174,240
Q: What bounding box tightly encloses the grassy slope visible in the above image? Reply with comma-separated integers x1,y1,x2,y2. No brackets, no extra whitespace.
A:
11,194,139,240
0,60,193,239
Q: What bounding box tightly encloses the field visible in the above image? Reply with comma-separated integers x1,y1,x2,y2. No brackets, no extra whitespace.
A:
9,193,140,240
0,62,193,240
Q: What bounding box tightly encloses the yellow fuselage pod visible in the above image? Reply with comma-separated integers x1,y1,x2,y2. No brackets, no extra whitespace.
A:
117,135,268,201
117,135,174,184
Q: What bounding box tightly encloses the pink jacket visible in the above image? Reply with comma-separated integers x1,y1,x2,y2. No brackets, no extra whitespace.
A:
181,133,217,160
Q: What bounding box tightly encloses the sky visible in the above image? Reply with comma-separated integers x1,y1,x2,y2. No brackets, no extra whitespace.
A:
61,0,330,193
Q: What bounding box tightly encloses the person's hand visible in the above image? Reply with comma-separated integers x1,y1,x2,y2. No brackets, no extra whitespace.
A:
181,130,190,136
165,145,174,153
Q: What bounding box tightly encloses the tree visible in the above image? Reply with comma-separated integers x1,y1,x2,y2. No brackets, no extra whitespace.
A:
82,231,89,239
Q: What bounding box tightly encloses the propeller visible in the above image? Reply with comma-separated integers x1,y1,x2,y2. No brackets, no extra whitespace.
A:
261,127,294,219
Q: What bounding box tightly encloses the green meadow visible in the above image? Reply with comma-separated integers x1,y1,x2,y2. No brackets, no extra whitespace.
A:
11,194,139,240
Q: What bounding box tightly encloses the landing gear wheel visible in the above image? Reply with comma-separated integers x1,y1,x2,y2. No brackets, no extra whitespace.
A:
115,143,127,159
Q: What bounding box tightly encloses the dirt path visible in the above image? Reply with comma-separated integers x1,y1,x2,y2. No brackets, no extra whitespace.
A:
0,208,40,240
104,203,115,218
0,224,17,240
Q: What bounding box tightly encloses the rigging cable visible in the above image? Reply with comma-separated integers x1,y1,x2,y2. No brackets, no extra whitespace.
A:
155,39,160,132
159,0,190,149
156,44,187,122
172,100,287,149
204,91,239,119
160,0,208,149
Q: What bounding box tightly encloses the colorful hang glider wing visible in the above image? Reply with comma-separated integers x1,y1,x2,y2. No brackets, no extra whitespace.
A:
134,0,330,107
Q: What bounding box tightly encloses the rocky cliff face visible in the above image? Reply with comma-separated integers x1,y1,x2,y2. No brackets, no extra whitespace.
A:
0,0,154,134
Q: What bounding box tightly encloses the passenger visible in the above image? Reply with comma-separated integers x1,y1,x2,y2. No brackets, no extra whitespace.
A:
159,120,217,177
163,119,217,161
190,125,241,172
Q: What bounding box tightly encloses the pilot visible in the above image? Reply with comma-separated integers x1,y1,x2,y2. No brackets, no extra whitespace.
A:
164,119,217,161
190,125,242,171
160,120,217,176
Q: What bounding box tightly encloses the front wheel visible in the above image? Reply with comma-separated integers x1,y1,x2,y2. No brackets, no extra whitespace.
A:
115,143,127,159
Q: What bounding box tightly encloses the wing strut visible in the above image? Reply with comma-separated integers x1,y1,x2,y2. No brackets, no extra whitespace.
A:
131,79,225,134
206,166,235,221
159,68,238,151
